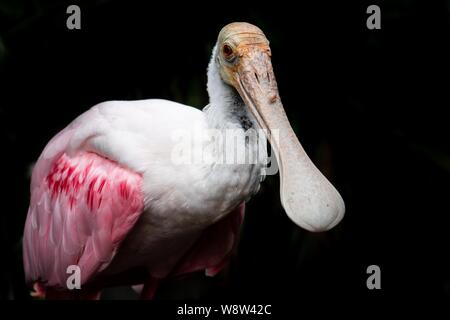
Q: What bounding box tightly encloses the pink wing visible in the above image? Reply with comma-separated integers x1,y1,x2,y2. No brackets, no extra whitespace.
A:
23,147,144,289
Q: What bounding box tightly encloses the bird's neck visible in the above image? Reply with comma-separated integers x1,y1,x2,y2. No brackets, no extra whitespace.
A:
204,50,257,131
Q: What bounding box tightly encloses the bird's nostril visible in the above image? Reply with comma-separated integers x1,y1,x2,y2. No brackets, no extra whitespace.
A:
267,72,270,82
254,73,259,83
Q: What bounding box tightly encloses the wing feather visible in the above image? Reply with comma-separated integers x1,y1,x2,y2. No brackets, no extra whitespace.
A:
23,152,144,289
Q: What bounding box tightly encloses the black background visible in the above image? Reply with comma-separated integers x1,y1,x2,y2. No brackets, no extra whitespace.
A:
0,0,449,306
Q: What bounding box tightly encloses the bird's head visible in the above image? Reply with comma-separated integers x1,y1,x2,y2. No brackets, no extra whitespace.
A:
215,23,273,92
214,22,345,232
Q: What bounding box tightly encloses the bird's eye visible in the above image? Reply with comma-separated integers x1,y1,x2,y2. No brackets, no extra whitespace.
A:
222,44,234,61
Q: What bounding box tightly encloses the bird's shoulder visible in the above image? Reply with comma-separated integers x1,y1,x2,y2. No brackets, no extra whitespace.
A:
92,99,204,123
30,99,206,193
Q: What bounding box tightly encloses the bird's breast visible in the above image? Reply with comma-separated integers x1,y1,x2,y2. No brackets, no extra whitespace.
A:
142,133,266,232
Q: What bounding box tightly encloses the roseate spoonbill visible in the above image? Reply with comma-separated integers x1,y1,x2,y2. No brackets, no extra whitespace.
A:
23,22,345,299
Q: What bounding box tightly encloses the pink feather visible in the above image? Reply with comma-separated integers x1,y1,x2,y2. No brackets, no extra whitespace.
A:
23,151,144,289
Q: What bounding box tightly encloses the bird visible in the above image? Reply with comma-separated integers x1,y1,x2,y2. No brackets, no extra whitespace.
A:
22,22,345,299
